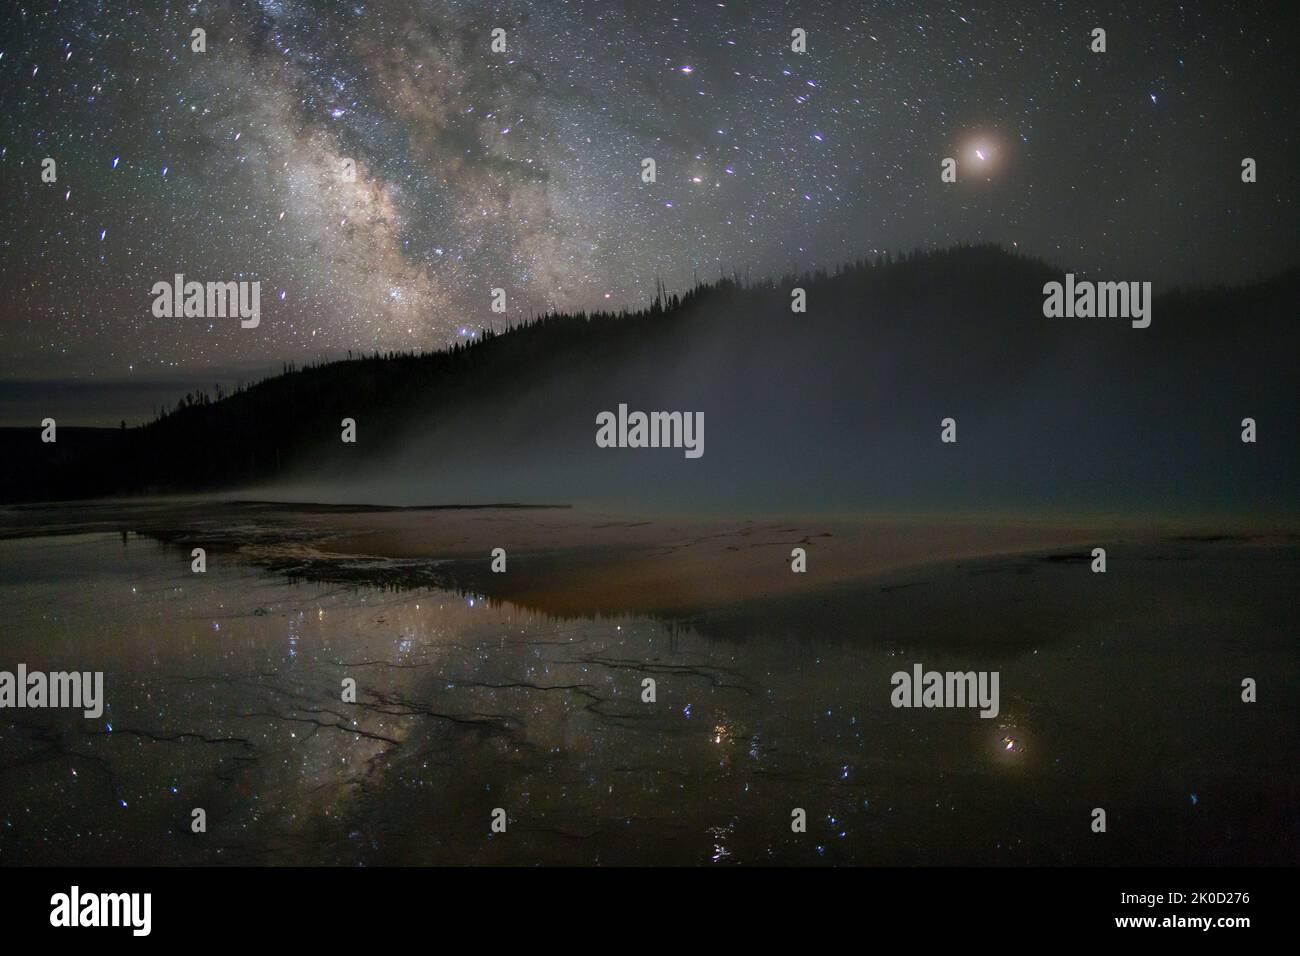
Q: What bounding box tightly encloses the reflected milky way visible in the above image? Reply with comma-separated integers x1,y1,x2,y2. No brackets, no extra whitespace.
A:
0,514,1294,865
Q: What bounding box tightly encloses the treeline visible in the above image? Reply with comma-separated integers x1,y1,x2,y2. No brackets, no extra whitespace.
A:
2,243,1291,504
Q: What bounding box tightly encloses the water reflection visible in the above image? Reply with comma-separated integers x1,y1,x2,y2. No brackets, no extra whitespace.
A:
0,524,1295,866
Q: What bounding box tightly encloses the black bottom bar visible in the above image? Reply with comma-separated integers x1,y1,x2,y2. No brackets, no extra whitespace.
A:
0,865,1284,942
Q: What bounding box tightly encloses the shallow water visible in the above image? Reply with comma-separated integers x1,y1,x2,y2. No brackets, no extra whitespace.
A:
0,520,1295,865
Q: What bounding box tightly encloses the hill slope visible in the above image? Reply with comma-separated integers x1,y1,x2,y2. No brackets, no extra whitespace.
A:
3,245,1296,516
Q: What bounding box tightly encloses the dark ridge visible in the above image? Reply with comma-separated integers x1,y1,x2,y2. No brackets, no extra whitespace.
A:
1,243,1296,511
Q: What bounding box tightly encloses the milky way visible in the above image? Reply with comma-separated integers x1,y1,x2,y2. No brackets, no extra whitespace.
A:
0,1,1295,385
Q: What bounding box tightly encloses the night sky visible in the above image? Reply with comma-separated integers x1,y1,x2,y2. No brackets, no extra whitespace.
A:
0,1,1295,406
